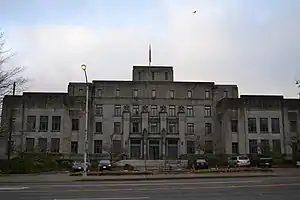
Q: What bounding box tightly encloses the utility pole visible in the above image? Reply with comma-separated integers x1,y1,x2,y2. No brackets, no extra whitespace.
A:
7,82,16,170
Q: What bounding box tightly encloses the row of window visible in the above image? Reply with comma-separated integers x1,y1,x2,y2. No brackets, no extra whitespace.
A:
90,121,212,135
79,87,229,99
230,118,281,133
247,139,281,154
94,105,212,117
26,116,61,132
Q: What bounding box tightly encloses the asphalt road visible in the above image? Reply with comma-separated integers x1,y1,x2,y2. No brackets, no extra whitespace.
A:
1,176,300,200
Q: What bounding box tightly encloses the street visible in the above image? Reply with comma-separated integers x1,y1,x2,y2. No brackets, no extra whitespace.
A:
0,176,300,200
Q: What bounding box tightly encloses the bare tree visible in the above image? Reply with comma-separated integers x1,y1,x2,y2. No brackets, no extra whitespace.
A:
102,134,128,163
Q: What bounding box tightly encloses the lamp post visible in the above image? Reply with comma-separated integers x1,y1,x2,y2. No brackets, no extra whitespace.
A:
81,64,89,177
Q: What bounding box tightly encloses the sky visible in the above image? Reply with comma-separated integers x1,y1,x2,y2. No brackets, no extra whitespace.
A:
1,0,300,97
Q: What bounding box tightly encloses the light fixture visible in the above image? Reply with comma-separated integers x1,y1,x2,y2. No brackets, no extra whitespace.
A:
81,64,87,70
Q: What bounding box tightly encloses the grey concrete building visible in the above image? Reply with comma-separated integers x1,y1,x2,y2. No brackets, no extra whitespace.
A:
216,95,300,158
0,65,238,160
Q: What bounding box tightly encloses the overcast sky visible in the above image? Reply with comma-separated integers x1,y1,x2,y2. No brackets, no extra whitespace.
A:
1,0,300,97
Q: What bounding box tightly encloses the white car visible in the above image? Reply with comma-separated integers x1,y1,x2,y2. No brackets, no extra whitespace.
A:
228,155,251,167
297,161,300,168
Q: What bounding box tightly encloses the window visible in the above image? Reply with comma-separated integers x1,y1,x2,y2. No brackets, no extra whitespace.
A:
272,139,281,153
71,141,78,153
94,140,102,154
116,89,120,97
130,139,141,159
290,121,297,132
132,121,140,133
151,89,156,98
186,106,194,117
205,141,213,154
224,90,228,98
165,72,168,80
138,72,142,80
114,105,121,116
205,123,212,135
169,90,174,98
168,121,177,133
112,140,122,153
97,89,102,97
51,116,61,132
95,104,103,116
271,118,280,133
150,105,158,116
204,105,211,117
72,119,79,131
261,140,270,153
248,118,257,133
249,139,258,154
79,88,84,95
50,138,60,153
167,139,178,159
95,122,102,134
39,116,48,132
231,120,238,132
205,90,210,99
132,105,139,116
168,105,176,116
152,72,155,80
114,122,121,134
187,141,195,154
187,90,192,98
25,138,35,152
26,116,36,131
38,138,47,152
133,89,138,98
187,123,194,134
149,140,160,160
260,118,268,133
149,122,159,134
232,142,239,154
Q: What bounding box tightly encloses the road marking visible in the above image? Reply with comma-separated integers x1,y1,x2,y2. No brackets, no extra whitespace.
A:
54,197,150,200
0,187,29,191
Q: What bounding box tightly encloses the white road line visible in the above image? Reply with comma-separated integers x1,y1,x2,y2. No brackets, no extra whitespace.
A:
54,197,150,200
0,187,29,191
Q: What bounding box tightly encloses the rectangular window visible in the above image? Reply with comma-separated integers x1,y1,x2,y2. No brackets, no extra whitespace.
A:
95,122,102,134
248,118,257,133
114,122,121,134
165,72,168,80
132,121,140,133
205,90,210,99
168,121,177,133
150,105,158,116
187,123,194,134
132,105,139,116
224,90,229,98
50,138,60,153
260,118,269,133
71,141,78,154
151,89,156,98
39,116,48,132
72,119,79,131
26,116,36,131
25,138,35,152
290,121,297,132
168,105,176,116
231,120,238,132
95,104,103,116
114,105,121,116
97,89,102,97
94,140,102,154
204,141,213,153
116,89,120,97
112,140,122,153
51,116,61,132
205,123,212,135
261,139,270,154
232,142,239,154
133,89,138,97
79,88,84,95
187,141,195,154
152,72,155,80
167,139,178,159
186,106,193,117
169,90,174,98
272,139,281,153
149,122,159,134
271,118,280,133
249,139,257,154
204,105,211,117
38,138,47,152
130,139,141,159
187,90,192,98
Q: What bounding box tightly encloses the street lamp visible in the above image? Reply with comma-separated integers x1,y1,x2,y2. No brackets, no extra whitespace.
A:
81,64,89,177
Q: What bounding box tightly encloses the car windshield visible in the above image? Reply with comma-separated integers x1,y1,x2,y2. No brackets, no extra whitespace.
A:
238,155,249,160
99,160,111,164
231,156,237,160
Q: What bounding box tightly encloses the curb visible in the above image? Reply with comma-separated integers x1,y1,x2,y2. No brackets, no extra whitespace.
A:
75,174,277,182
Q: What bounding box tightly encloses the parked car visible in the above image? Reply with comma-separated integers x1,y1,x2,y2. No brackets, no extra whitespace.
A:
72,161,91,172
195,158,209,169
257,155,273,168
296,160,300,168
228,155,251,167
98,160,112,171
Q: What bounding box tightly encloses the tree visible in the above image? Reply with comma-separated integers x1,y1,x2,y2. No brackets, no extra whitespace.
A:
290,134,300,160
102,134,128,163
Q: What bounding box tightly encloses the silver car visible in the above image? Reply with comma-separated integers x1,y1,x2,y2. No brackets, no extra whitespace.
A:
228,155,251,167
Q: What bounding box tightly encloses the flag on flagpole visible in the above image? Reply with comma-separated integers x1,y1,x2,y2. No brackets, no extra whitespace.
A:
148,44,152,66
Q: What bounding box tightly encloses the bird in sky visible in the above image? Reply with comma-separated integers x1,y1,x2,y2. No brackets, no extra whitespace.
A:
193,10,197,13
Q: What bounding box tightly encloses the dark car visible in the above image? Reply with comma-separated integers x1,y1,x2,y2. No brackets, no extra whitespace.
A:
195,158,209,169
257,155,273,168
98,160,112,171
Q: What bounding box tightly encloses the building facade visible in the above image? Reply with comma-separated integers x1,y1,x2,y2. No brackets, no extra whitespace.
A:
216,95,300,158
0,66,238,159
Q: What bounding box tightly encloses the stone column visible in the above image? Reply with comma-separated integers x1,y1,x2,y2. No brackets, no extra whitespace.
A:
178,105,186,156
122,105,130,151
159,105,167,159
